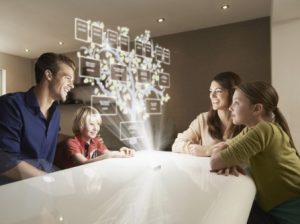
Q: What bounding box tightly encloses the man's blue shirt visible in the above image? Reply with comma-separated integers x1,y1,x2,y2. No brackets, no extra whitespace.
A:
0,87,60,173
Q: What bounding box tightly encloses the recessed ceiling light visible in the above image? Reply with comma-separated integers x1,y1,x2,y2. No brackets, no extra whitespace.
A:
58,41,64,45
157,18,165,23
25,48,29,52
221,5,229,10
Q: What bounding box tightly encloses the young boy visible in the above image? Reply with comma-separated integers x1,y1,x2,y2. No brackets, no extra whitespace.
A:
60,106,135,169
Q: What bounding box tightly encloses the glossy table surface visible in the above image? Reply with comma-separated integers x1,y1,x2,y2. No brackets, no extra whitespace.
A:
0,150,256,224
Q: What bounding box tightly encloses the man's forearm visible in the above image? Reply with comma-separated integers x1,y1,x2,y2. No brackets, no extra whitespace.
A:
1,161,46,180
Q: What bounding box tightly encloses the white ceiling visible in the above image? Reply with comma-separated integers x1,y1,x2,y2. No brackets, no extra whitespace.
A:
0,0,271,59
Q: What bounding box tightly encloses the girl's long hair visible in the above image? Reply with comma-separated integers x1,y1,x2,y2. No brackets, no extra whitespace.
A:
238,81,296,149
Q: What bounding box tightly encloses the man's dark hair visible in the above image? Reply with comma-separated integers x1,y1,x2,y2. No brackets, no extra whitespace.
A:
35,52,75,84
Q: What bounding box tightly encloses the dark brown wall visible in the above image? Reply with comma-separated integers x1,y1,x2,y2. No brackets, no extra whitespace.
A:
60,17,270,151
154,17,271,134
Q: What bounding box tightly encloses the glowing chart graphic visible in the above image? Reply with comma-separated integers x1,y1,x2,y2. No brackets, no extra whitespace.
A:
75,18,171,143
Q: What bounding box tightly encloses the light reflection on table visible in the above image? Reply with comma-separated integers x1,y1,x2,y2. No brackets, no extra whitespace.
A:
0,150,256,224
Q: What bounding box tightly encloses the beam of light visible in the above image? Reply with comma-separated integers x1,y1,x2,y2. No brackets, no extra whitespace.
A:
74,18,172,153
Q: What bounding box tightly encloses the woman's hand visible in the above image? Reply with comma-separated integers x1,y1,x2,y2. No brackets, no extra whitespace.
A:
189,142,228,157
189,144,210,156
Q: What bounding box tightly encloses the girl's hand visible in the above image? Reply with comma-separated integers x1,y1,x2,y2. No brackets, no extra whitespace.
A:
189,144,212,157
215,166,245,177
189,142,228,157
211,142,228,155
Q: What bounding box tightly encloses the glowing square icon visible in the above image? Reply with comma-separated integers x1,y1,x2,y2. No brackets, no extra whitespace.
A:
91,95,117,116
163,48,171,65
146,99,161,114
111,64,127,82
91,24,103,46
79,56,101,79
107,29,118,49
135,40,144,57
75,18,89,42
119,35,130,52
144,43,152,58
120,121,144,140
155,46,163,62
137,69,151,83
158,72,170,88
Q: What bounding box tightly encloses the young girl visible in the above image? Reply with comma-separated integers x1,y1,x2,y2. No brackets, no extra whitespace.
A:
211,81,300,224
61,106,135,169
172,71,243,157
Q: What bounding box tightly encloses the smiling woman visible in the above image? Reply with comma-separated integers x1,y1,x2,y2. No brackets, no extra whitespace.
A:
172,71,243,157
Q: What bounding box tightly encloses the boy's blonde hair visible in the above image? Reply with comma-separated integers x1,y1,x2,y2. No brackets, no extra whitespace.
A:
72,106,102,135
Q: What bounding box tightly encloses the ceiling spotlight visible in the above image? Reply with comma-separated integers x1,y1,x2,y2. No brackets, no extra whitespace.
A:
221,5,229,10
25,48,29,52
58,41,64,45
157,18,165,23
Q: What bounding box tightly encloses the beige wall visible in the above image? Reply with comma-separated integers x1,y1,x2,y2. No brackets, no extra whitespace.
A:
271,0,300,150
0,52,34,93
59,104,81,135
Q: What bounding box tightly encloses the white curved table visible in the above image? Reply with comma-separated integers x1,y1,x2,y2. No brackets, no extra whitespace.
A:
0,151,256,224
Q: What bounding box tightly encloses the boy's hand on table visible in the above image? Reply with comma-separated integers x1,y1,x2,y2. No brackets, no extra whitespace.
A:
120,147,135,157
107,151,125,158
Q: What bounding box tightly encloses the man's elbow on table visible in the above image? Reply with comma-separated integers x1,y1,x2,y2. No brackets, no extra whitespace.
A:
210,153,227,171
1,161,46,180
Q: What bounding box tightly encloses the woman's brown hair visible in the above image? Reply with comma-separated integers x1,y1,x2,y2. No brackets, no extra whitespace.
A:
207,71,242,140
238,81,296,149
